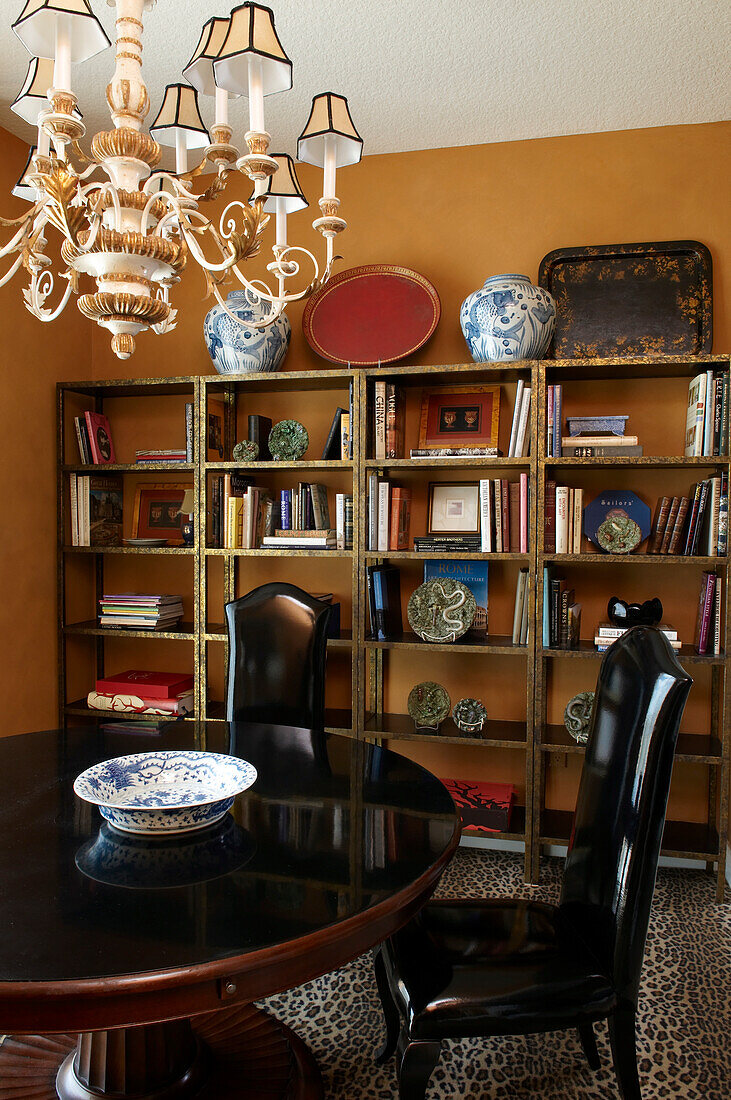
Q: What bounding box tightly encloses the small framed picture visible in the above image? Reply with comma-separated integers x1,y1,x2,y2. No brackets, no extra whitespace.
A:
427,482,480,535
418,384,500,450
132,483,189,543
207,398,225,461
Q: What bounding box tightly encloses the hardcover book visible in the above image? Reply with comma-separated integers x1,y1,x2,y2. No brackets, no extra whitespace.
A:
441,779,515,833
423,558,488,634
84,411,116,464
248,414,273,461
389,487,411,550
322,408,345,460
88,474,123,546
385,383,405,458
95,669,194,699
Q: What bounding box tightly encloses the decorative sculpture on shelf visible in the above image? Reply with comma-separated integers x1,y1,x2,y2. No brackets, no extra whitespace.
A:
607,596,663,627
407,683,451,733
564,691,595,745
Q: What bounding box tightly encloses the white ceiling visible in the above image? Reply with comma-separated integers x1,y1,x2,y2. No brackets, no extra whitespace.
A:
0,0,728,161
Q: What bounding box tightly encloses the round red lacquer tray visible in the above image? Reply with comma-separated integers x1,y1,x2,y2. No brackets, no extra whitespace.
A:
302,264,441,365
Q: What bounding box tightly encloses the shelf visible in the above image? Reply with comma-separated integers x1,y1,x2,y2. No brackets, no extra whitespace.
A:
540,640,724,664
64,546,195,555
202,702,353,735
205,460,353,470
540,808,720,860
205,625,353,648
365,712,527,749
364,457,529,469
365,551,528,561
366,362,532,384
64,702,190,721
545,456,728,468
64,620,195,640
205,547,353,557
63,463,194,473
542,553,727,566
365,632,527,655
541,724,724,763
59,378,195,397
203,369,354,392
543,355,727,381
462,804,527,843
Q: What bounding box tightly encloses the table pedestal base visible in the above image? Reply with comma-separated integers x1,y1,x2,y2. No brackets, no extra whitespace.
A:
0,1004,322,1100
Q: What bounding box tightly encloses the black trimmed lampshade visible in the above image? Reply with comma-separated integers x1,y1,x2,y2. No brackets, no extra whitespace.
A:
213,3,292,98
11,56,83,125
12,0,110,64
297,93,363,168
183,16,234,98
150,84,210,150
12,145,36,201
259,154,308,214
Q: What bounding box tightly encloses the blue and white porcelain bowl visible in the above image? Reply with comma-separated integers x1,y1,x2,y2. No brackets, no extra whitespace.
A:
73,751,257,836
204,288,291,374
460,274,556,362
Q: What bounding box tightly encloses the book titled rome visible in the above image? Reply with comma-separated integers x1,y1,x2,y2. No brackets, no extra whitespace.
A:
423,558,488,634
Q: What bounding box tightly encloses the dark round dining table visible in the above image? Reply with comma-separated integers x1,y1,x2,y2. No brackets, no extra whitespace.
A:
0,721,460,1099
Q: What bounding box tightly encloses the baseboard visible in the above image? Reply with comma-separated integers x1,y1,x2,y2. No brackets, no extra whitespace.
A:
460,834,731,884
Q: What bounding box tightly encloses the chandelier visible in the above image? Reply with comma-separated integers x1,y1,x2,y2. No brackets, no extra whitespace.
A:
1,1,363,359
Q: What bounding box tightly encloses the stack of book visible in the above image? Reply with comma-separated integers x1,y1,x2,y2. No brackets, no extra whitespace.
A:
373,380,406,459
98,593,183,631
73,411,116,464
479,475,530,553
440,780,515,833
507,380,532,457
695,572,723,655
68,473,123,547
544,482,583,554
413,534,480,552
366,476,411,550
649,476,728,556
86,669,194,717
366,564,403,640
409,447,499,458
542,569,581,648
135,449,187,464
262,529,337,549
685,370,730,457
511,568,530,645
594,622,681,653
561,434,642,458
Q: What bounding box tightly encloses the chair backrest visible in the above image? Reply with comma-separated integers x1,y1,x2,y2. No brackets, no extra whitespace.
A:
558,626,692,1003
224,582,331,729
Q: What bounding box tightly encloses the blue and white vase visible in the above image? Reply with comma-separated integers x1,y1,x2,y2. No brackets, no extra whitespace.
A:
460,274,556,362
204,289,291,374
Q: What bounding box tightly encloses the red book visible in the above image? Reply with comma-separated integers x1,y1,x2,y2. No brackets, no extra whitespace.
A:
95,669,194,699
501,480,510,551
388,487,411,550
441,779,516,833
385,383,405,459
545,480,557,553
84,411,116,464
508,482,520,552
695,572,716,654
519,472,529,553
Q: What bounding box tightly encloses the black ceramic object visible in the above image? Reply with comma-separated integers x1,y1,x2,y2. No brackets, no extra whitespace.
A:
608,596,663,627
373,627,692,1100
224,582,331,731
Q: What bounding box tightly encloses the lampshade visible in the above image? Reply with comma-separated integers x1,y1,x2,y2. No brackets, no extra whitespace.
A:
258,154,307,213
297,93,363,168
183,16,233,98
11,145,36,201
213,3,292,98
12,0,110,65
180,489,195,516
150,84,209,150
10,55,83,125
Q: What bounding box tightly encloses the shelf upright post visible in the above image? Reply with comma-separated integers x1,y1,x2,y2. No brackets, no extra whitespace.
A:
354,370,367,742
94,390,105,686
56,383,67,726
525,359,542,883
194,376,206,734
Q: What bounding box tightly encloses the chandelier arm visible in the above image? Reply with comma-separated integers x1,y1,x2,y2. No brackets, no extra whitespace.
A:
208,277,284,331
178,219,250,275
24,267,75,322
228,245,324,306
0,252,26,290
0,205,45,257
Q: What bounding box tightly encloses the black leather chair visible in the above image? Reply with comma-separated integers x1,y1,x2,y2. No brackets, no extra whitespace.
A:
224,582,331,730
373,626,692,1100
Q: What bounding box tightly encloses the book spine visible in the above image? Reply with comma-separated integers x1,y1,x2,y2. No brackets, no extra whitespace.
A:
389,489,401,551
507,481,520,552
280,489,291,531
344,495,354,549
713,576,723,655
185,403,193,463
322,409,343,460
559,588,571,647
409,447,500,457
546,385,554,458
691,479,711,555
372,568,385,639
348,379,354,459
667,496,690,555
340,413,350,461
572,486,583,554
550,578,561,648
718,471,728,556
377,480,390,552
385,384,405,459
660,497,680,554
698,573,716,654
508,378,524,458
561,444,644,457
501,479,510,551
82,476,90,546
520,572,530,644
514,388,531,458
703,369,714,456
683,483,702,555
69,473,78,547
511,569,526,643
544,480,557,554
74,417,87,464
713,374,723,455
708,477,721,555
553,384,562,459
374,381,386,460
335,493,345,550
542,567,550,646
368,473,378,551
721,372,729,457
493,479,503,552
555,485,569,554
516,475,527,554
566,487,574,554
649,496,671,553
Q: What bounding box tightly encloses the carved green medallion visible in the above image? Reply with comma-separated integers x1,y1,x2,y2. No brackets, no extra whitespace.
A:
452,697,487,734
407,578,476,643
232,440,259,462
407,682,451,730
268,419,309,461
596,515,641,554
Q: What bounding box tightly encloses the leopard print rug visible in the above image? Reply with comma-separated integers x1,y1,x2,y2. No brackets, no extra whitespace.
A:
264,850,731,1099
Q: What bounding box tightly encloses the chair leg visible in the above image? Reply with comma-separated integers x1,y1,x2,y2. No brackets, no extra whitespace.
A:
577,1021,601,1070
373,947,400,1064
608,1006,642,1100
397,1036,443,1100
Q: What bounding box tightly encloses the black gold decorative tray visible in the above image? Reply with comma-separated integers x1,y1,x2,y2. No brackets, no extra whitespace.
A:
538,240,713,358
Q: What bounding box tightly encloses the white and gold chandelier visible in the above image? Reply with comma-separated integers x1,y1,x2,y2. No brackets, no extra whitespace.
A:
2,1,363,359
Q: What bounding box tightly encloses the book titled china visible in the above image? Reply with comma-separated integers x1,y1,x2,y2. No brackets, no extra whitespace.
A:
423,558,488,634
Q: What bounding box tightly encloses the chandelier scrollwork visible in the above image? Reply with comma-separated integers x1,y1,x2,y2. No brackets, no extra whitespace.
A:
2,1,363,359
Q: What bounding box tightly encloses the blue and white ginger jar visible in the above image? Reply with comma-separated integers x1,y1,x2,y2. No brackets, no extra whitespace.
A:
460,274,556,361
204,289,291,374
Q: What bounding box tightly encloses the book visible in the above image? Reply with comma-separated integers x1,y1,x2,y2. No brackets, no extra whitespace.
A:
385,383,405,459
413,536,482,549
367,472,378,550
309,482,331,530
514,387,531,458
721,372,729,456
87,690,194,716
718,471,728,555
248,414,272,461
667,496,690,555
571,486,583,554
272,528,336,539
84,411,116,464
511,568,528,644
567,602,582,648
389,487,411,550
694,571,716,654
377,479,390,552
649,496,671,554
348,379,354,459
660,497,680,554
596,623,678,641
374,380,386,459
340,413,350,460
479,479,492,552
501,479,510,552
335,492,345,550
207,398,225,461
322,408,345,460
440,780,515,833
544,480,557,554
546,385,554,457
344,495,354,549
713,576,723,655
74,416,90,463
508,481,520,553
367,564,402,639
685,373,707,456
82,474,123,546
95,669,194,699
69,474,78,546
508,379,525,458
493,478,503,552
409,447,500,458
279,488,291,531
559,586,575,647
423,559,488,634
520,472,529,554
262,535,336,548
555,485,570,554
552,384,562,459
703,476,722,555
185,403,193,463
561,444,644,457
712,374,724,456
690,479,711,555
561,434,639,447
703,369,715,456
682,482,703,555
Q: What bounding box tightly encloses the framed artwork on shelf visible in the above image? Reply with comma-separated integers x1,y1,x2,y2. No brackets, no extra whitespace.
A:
428,482,480,535
131,483,189,543
418,384,500,451
207,398,225,461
